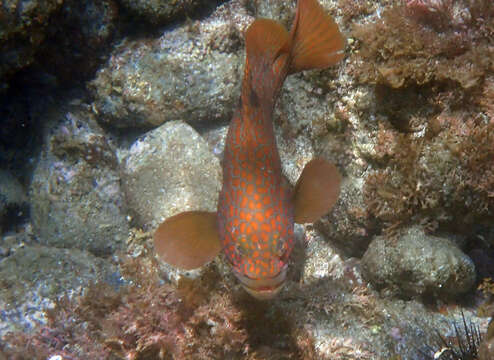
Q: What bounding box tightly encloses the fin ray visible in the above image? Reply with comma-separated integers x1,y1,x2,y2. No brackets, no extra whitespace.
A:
289,0,345,73
245,19,291,66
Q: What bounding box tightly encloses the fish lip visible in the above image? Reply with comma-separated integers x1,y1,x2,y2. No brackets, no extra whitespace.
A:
233,265,288,300
242,282,285,300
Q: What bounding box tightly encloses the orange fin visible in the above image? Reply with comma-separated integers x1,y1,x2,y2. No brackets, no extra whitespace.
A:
289,0,345,73
245,18,291,65
154,211,221,270
293,158,341,223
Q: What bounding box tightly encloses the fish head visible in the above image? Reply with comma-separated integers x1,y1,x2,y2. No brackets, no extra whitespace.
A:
228,230,293,300
233,263,288,300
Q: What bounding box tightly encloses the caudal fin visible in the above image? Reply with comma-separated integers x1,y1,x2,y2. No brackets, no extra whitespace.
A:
245,18,291,67
289,0,345,73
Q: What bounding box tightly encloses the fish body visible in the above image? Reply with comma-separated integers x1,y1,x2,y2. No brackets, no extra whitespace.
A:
154,0,345,299
217,21,295,298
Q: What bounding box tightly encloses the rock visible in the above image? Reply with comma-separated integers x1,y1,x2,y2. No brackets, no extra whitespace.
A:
0,170,28,233
0,0,117,88
0,224,34,259
361,226,476,299
0,0,62,87
30,109,129,256
0,245,117,337
317,176,372,257
90,1,250,129
120,120,221,229
254,0,295,28
299,227,345,285
36,0,118,84
117,0,212,24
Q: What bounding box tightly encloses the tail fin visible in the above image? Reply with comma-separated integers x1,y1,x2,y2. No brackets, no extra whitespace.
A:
245,18,291,67
289,0,345,73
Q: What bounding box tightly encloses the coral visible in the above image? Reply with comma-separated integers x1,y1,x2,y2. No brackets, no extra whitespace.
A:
363,111,494,233
103,268,248,360
1,232,332,359
351,0,494,235
338,0,374,23
404,0,458,30
1,266,248,360
351,0,494,89
101,241,249,360
478,278,494,297
1,284,118,359
477,278,494,318
478,76,494,118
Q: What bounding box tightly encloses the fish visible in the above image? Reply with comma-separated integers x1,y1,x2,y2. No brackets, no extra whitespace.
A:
154,0,345,300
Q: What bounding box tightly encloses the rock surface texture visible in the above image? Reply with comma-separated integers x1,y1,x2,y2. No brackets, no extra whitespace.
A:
121,121,221,229
30,109,128,255
361,226,476,298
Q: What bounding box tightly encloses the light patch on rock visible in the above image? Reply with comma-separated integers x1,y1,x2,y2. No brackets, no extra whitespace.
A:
121,121,221,229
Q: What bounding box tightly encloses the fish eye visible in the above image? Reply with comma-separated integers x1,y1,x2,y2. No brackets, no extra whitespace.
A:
234,243,246,257
270,232,287,258
275,240,287,258
234,236,253,258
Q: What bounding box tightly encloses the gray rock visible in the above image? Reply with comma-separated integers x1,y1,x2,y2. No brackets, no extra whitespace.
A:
120,120,221,229
0,245,117,336
0,170,27,232
0,0,62,86
90,1,250,129
117,0,210,24
361,226,476,299
1,0,117,87
317,176,372,257
30,110,129,256
299,227,345,285
39,0,118,83
254,0,295,29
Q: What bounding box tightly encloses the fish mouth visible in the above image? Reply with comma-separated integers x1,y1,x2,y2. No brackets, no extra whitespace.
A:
233,266,288,300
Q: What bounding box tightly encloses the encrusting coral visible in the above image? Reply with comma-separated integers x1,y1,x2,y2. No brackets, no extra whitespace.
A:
1,259,248,360
0,232,330,360
351,0,494,89
346,0,494,234
363,114,494,233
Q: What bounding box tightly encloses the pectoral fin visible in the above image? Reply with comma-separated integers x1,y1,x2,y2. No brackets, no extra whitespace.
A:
293,158,341,223
154,211,221,270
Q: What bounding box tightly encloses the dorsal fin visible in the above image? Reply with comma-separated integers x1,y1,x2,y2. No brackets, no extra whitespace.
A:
245,18,291,66
289,0,345,73
154,211,221,270
293,158,341,223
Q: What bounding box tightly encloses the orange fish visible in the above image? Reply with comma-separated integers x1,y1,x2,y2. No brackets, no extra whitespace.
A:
154,0,344,300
